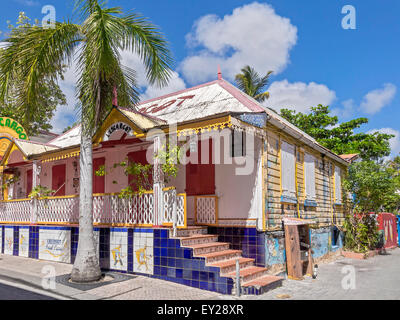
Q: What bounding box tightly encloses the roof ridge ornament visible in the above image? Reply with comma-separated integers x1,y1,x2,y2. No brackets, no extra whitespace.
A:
217,65,222,80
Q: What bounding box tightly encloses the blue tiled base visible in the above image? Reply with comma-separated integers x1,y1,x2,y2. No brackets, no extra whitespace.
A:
0,224,234,295
208,227,266,267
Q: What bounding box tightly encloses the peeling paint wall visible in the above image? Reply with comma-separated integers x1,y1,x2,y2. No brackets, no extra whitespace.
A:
265,227,343,269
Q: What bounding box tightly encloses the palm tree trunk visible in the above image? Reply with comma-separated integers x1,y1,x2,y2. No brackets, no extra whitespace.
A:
71,122,102,282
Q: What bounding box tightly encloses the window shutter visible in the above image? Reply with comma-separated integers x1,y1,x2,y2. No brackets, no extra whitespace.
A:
304,153,316,200
281,141,296,199
335,166,342,204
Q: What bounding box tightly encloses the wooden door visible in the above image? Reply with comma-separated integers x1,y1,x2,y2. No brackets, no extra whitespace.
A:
185,139,215,196
52,164,66,196
26,169,33,198
93,157,105,194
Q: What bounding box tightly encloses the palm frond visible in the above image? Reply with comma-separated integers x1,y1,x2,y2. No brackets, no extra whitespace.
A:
0,22,81,127
234,65,273,102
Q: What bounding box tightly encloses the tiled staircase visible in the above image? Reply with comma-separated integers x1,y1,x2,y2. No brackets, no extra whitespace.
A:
175,226,283,295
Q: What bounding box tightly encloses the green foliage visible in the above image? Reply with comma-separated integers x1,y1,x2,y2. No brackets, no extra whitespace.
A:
0,1,173,137
343,214,379,253
28,185,55,199
280,105,393,161
95,143,182,198
344,161,400,213
0,12,67,135
235,66,273,102
2,171,20,189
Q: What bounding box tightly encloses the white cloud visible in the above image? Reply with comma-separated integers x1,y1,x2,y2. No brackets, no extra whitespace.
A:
262,80,337,113
331,99,356,119
51,61,79,133
360,83,396,114
180,2,297,84
51,50,187,132
141,71,186,101
367,127,400,158
14,0,39,7
120,50,186,101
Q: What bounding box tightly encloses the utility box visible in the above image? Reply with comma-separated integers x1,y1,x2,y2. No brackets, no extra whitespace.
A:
283,217,315,280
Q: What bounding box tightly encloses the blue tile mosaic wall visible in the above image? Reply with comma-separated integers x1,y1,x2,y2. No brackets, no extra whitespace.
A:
29,226,39,259
71,227,111,269
13,226,19,256
208,227,266,267
0,224,233,295
152,229,234,295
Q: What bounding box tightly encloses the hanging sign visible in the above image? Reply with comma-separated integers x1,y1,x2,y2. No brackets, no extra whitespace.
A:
0,117,29,157
103,122,134,141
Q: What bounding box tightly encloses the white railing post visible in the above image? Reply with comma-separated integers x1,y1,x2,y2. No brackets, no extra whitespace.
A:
172,189,177,237
153,135,164,226
30,160,40,223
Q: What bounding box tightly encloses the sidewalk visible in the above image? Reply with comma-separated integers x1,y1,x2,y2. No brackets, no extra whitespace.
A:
0,254,229,300
1,249,399,300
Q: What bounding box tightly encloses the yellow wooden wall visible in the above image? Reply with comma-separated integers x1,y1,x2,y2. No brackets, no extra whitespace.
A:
264,124,347,231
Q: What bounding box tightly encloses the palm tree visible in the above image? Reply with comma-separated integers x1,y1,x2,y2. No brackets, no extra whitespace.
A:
0,0,172,282
235,65,273,102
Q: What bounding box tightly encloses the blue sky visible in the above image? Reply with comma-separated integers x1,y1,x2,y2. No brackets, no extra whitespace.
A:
2,0,399,155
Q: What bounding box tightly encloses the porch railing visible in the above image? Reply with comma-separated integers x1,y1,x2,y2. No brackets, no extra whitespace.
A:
163,188,187,228
93,192,155,225
0,198,32,223
195,195,218,225
0,189,186,228
37,196,79,224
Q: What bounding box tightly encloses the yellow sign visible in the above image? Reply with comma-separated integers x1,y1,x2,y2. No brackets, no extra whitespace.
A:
0,117,29,157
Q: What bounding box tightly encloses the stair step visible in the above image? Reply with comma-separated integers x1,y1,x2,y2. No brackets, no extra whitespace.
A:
210,257,254,274
179,234,218,246
198,249,243,264
187,242,230,255
226,266,269,283
176,227,208,237
241,275,284,295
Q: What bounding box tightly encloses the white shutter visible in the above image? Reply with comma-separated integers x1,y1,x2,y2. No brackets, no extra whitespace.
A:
304,153,316,200
335,166,342,204
281,141,296,199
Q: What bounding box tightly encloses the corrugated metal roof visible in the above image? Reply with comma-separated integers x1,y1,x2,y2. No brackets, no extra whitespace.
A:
136,80,264,124
7,78,348,166
48,125,81,149
14,139,59,157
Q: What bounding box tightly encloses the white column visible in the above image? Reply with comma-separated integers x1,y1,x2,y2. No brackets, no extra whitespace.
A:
31,160,40,223
153,135,164,226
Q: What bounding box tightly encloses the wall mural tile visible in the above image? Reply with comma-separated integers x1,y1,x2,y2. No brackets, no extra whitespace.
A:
19,227,29,257
4,227,14,255
133,230,154,275
39,227,71,263
109,229,128,271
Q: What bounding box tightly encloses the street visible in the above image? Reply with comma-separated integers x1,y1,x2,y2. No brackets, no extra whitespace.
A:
0,248,399,300
0,282,56,300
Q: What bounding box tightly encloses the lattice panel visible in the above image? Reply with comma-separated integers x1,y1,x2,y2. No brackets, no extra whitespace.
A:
93,193,154,225
37,197,79,223
0,200,31,222
196,197,217,225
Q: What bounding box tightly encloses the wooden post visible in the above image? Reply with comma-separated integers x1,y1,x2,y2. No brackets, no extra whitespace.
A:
284,224,303,280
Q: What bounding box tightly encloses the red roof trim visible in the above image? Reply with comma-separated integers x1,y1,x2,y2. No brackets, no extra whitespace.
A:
217,79,265,113
136,80,220,106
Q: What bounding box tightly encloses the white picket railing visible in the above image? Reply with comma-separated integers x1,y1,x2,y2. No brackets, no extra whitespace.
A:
93,192,154,225
195,196,218,225
162,188,186,228
0,189,186,227
0,199,32,223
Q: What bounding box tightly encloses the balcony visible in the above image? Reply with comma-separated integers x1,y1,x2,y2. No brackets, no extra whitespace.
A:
0,188,187,228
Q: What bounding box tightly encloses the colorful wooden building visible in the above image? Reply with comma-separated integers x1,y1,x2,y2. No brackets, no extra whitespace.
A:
0,76,349,295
